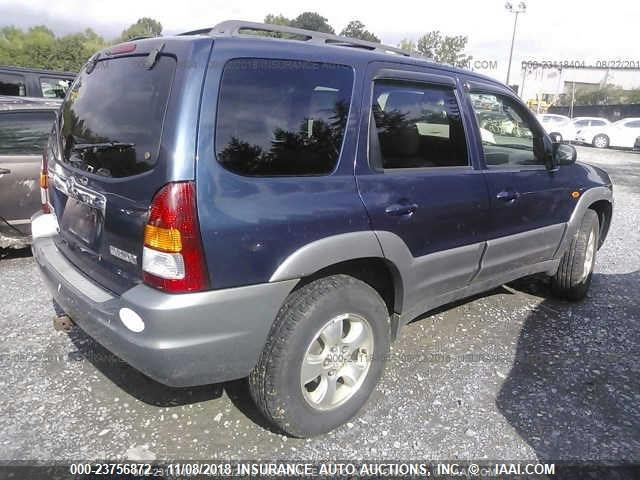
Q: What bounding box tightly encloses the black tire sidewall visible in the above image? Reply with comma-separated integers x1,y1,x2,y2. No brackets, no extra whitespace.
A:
260,276,390,437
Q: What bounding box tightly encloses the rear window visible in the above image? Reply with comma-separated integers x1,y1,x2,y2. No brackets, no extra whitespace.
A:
59,56,175,178
0,73,26,97
40,77,72,99
0,111,55,155
215,59,353,176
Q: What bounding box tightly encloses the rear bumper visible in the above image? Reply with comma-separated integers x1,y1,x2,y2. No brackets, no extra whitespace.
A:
31,212,298,387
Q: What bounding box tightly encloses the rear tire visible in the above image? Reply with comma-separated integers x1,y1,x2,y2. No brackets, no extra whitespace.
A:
249,274,390,437
592,134,609,149
551,210,599,301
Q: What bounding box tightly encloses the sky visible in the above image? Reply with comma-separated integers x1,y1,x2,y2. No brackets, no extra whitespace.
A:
1,0,639,83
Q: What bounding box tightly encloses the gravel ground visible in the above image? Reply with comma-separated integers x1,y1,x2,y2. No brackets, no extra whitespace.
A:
0,146,638,462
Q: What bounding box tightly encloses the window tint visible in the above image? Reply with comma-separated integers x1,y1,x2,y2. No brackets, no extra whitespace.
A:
470,93,544,167
0,111,55,155
60,56,175,178
0,73,26,96
215,59,353,176
40,77,71,99
370,81,468,169
590,120,606,126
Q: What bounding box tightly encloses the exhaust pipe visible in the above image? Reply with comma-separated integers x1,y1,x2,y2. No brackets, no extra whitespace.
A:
53,314,75,332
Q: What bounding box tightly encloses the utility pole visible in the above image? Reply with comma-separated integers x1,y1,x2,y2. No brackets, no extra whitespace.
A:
505,1,527,87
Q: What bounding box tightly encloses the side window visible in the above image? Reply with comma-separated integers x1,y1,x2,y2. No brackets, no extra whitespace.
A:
590,120,606,127
625,120,640,128
370,81,468,169
40,77,71,99
0,73,26,96
215,59,353,176
574,120,589,127
0,111,55,155
470,92,544,167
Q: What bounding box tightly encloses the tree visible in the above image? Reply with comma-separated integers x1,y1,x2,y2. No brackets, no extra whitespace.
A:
398,38,416,53
340,21,380,43
119,17,162,42
415,31,471,66
264,14,290,26
0,25,109,71
289,12,334,33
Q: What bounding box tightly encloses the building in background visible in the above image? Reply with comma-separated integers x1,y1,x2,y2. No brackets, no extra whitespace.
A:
518,64,640,115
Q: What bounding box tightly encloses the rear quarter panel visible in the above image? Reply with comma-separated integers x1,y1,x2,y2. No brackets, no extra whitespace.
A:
196,39,372,289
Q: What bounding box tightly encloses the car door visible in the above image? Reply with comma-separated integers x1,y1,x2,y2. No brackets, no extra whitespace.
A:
611,119,640,147
465,82,577,281
355,64,490,312
0,110,55,234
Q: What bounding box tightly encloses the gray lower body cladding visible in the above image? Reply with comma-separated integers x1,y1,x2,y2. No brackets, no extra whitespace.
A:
32,223,298,387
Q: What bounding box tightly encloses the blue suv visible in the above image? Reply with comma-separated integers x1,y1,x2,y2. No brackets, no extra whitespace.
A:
32,20,613,437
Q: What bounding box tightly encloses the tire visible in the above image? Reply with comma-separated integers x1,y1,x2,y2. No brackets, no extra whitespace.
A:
551,210,599,301
592,134,609,149
249,274,390,437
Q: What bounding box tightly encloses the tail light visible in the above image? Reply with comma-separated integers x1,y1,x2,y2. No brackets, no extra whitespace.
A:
40,145,51,213
142,181,209,293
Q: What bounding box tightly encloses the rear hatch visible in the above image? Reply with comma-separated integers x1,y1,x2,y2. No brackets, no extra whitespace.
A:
48,48,177,294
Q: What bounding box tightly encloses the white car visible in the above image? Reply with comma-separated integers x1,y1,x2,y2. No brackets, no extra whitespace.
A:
537,114,610,143
575,117,640,149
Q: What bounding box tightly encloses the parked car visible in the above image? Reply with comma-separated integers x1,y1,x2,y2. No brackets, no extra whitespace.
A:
0,96,60,248
0,66,75,99
537,114,610,143
575,117,640,149
31,20,613,437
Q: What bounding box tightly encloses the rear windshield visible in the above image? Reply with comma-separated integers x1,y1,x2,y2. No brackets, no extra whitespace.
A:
59,56,175,178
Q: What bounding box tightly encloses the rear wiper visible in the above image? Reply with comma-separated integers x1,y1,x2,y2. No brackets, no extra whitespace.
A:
73,142,135,151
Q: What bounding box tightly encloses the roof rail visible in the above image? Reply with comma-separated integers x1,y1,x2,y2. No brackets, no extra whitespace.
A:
181,20,422,59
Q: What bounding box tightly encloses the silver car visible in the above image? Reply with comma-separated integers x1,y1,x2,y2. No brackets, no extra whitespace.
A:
0,95,61,248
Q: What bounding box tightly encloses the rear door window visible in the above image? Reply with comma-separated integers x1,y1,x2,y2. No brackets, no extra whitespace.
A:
215,59,354,176
0,111,56,155
0,73,26,96
59,56,175,178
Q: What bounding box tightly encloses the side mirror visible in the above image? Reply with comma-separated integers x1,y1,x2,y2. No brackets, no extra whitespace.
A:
550,132,563,143
553,142,577,166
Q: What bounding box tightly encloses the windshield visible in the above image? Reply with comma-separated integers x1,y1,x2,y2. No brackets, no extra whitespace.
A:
59,55,175,178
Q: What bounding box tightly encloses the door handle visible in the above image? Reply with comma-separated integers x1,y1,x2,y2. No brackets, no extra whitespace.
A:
385,203,418,216
0,168,10,175
496,190,519,203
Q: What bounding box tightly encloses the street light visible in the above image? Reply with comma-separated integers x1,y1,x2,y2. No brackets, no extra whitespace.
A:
505,1,527,87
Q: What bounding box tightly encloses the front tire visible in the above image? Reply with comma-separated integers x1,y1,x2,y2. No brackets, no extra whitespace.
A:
249,274,390,437
592,134,609,149
551,210,599,301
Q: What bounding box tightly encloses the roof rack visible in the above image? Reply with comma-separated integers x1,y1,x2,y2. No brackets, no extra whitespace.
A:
180,20,423,59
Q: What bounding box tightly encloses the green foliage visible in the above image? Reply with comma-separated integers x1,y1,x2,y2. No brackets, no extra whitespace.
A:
398,38,416,52
340,21,380,43
399,31,471,66
416,31,471,66
290,12,335,33
0,18,162,72
264,14,291,26
119,17,162,41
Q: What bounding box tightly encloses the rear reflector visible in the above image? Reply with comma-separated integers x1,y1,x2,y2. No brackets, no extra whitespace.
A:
40,145,50,213
142,182,209,293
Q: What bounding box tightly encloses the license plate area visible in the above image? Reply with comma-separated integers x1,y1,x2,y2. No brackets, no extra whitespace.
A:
61,198,103,247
